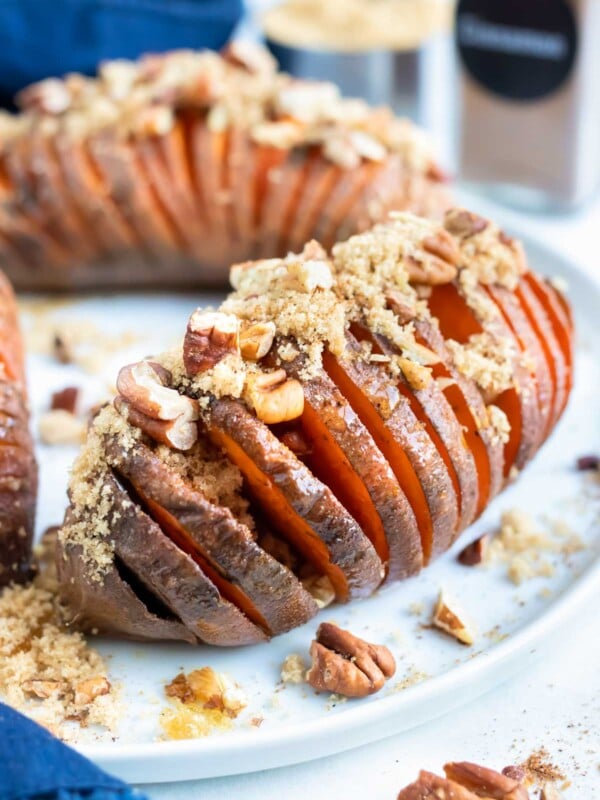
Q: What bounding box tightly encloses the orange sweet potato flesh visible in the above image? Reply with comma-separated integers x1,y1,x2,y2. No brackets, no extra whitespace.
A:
428,281,541,477
323,334,460,562
105,437,317,636
207,398,384,601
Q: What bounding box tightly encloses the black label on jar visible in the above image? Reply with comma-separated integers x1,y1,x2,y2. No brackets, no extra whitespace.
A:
456,0,577,101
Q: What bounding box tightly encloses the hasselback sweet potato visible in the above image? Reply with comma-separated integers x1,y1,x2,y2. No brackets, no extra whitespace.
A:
0,271,37,587
0,44,450,290
57,208,573,645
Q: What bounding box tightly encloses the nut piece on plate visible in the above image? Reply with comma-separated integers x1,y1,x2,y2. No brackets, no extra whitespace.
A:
73,676,111,707
165,667,246,718
280,654,307,685
540,785,565,800
306,622,396,698
21,679,65,699
115,360,199,451
397,761,529,800
457,535,488,566
239,321,276,361
51,386,80,414
431,591,475,646
183,310,240,376
245,369,304,424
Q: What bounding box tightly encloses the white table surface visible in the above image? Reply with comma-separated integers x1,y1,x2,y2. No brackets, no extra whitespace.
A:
137,194,600,799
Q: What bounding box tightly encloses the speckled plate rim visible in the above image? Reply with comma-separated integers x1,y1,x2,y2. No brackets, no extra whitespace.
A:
78,227,600,784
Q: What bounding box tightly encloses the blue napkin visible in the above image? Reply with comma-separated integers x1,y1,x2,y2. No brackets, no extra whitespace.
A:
0,0,244,108
0,703,147,800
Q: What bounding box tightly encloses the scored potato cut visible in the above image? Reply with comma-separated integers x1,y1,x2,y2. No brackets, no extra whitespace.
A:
323,333,460,562
428,281,542,477
106,472,268,646
485,284,553,444
413,319,505,515
280,351,422,580
355,324,479,534
105,437,317,636
207,398,384,601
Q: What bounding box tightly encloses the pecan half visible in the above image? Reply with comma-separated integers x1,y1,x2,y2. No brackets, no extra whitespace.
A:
115,361,198,450
306,622,396,698
444,762,529,800
398,770,482,799
183,310,240,376
245,369,304,424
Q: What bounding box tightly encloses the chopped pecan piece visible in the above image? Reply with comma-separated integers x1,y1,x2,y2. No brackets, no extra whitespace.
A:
245,369,304,424
73,676,111,706
306,622,396,698
21,679,65,699
576,454,599,471
432,591,474,645
239,321,276,361
444,208,489,239
183,310,240,376
51,386,80,414
457,535,488,566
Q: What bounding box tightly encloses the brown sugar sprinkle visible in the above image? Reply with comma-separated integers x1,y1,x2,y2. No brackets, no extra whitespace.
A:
520,748,566,786
0,530,119,740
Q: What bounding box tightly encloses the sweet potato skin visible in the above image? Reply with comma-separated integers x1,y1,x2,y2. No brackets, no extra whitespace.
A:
0,273,37,587
105,472,268,646
104,436,318,636
57,508,196,644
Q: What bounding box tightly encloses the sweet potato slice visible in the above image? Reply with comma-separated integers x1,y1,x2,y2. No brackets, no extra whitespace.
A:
428,281,541,477
283,358,422,581
514,278,569,433
54,131,139,256
361,327,479,532
257,145,314,257
323,334,459,561
252,142,288,237
105,437,317,635
285,155,342,254
190,120,230,247
207,398,384,601
87,131,180,264
485,284,553,444
313,160,378,252
523,273,573,407
413,319,504,514
26,130,98,263
106,472,267,645
135,134,199,254
57,509,196,644
0,274,37,586
227,127,257,254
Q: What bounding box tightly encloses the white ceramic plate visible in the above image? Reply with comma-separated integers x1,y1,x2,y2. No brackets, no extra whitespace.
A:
20,228,600,784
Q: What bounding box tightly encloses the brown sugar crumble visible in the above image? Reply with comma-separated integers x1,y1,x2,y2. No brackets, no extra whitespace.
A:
520,748,566,786
0,531,119,740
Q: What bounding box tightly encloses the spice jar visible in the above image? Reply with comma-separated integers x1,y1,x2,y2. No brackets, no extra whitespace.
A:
454,0,600,211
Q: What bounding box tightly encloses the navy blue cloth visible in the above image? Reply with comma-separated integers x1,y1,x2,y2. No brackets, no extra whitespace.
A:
0,703,147,800
0,0,244,108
